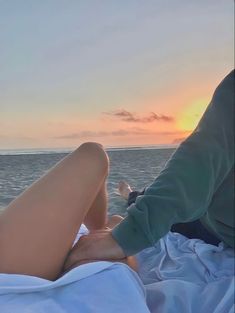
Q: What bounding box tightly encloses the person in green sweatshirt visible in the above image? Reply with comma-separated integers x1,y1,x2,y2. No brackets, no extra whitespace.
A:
64,70,234,270
117,178,222,246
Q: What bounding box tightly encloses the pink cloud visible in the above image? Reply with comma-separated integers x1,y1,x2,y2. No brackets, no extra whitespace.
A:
103,109,174,123
55,128,189,140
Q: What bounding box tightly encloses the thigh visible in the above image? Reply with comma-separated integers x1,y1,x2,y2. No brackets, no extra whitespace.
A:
0,143,108,280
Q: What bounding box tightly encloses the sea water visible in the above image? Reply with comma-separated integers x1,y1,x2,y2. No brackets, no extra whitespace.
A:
0,147,175,215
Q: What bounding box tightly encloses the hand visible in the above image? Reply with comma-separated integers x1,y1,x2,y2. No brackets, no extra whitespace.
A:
63,229,126,272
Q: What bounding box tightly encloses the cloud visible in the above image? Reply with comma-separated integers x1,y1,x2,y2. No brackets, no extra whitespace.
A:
55,131,110,140
172,137,187,144
55,130,129,139
0,134,34,140
55,128,189,140
104,109,174,123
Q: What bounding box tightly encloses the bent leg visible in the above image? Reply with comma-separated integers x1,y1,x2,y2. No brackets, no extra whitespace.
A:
0,142,109,280
63,214,137,274
83,182,108,230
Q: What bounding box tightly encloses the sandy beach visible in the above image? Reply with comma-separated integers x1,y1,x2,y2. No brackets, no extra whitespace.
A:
0,147,175,215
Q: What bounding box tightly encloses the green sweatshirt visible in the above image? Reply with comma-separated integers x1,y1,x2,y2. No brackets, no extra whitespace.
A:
112,70,234,256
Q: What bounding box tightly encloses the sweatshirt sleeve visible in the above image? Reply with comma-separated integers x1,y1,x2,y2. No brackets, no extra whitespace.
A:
112,70,234,256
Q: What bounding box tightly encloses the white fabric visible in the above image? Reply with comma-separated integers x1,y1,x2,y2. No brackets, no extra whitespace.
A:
0,224,150,313
137,232,235,313
0,262,149,313
0,226,234,313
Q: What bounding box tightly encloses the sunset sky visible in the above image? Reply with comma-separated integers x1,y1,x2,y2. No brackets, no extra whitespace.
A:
0,1,233,150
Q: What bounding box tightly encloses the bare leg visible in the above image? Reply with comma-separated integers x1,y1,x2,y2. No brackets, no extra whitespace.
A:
0,142,109,280
84,181,125,231
84,182,108,230
63,215,138,273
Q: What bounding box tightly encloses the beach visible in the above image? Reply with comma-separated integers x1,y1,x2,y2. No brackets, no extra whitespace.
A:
0,147,175,215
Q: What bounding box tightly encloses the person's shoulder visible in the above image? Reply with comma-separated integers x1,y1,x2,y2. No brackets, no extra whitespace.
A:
212,70,234,108
216,70,234,93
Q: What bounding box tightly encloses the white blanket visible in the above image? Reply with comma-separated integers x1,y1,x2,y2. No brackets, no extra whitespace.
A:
0,262,149,313
0,224,150,313
0,226,234,313
137,232,235,313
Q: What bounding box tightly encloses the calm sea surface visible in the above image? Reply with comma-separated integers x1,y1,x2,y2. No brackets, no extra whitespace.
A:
0,148,175,215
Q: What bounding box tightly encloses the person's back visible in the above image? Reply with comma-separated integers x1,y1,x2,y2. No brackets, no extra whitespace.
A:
190,70,234,248
61,71,235,268
112,70,235,255
201,164,234,247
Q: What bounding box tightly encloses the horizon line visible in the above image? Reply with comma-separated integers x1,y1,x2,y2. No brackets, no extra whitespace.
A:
0,143,179,155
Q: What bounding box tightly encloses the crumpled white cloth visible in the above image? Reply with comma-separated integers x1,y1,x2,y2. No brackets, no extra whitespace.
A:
0,224,150,313
0,226,234,313
0,262,149,313
136,232,235,313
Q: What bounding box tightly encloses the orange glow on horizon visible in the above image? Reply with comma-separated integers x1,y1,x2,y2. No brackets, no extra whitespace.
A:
176,99,209,132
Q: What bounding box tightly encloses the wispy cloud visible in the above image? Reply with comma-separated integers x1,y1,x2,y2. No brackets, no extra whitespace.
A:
55,130,127,140
103,109,174,123
0,134,34,140
172,137,188,144
55,131,109,140
54,128,189,140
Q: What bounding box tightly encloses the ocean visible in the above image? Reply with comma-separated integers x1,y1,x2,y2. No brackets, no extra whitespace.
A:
0,147,175,215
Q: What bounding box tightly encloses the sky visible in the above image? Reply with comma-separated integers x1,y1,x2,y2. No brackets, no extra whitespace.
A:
0,0,234,150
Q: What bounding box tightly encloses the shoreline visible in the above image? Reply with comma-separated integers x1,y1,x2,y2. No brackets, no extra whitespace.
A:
0,148,175,211
0,144,178,156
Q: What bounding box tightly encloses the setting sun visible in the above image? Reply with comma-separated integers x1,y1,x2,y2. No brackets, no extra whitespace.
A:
176,99,209,132
0,1,232,150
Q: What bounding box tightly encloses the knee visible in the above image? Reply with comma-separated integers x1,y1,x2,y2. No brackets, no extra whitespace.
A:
78,142,105,155
74,142,109,170
79,142,104,150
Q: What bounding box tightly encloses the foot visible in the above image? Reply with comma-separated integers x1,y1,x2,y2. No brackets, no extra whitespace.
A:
118,181,133,200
